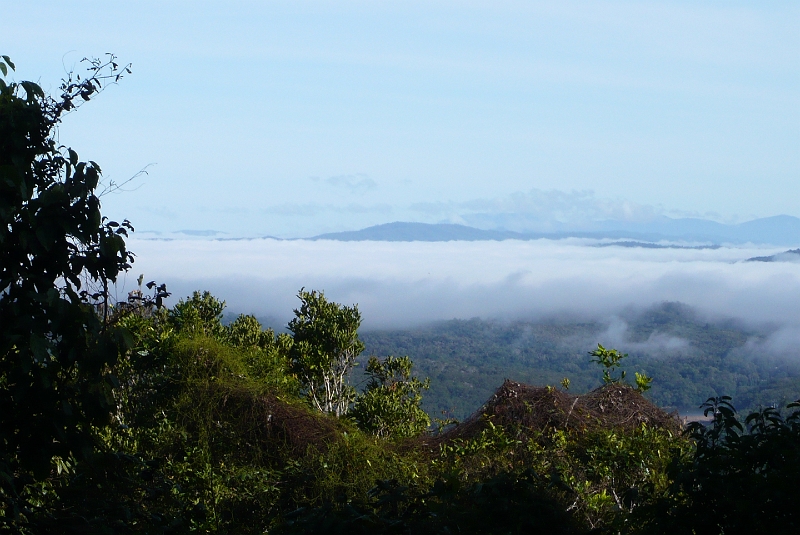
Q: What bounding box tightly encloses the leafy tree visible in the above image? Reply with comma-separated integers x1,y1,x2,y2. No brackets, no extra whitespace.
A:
169,290,226,338
288,289,364,417
227,314,274,349
351,356,431,439
634,371,653,393
225,313,296,387
0,55,133,521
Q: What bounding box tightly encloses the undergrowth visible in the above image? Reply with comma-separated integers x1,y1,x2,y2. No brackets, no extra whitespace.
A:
15,291,797,534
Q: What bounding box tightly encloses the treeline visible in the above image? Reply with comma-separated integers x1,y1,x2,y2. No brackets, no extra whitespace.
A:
4,54,800,534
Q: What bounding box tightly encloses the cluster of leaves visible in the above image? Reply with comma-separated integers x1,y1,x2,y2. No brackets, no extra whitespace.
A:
589,344,653,392
104,289,436,533
633,397,800,534
108,291,686,534
279,471,583,535
281,408,689,534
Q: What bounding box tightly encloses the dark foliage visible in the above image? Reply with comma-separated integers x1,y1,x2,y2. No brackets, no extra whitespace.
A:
633,397,800,534
0,55,134,526
279,470,585,535
20,453,192,535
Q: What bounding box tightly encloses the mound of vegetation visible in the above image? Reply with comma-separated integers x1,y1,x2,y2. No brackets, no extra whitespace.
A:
434,380,680,447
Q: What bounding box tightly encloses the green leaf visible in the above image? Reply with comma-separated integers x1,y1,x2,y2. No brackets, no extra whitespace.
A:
30,333,50,362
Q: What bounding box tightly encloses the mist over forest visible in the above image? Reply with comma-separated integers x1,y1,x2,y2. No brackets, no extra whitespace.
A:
121,236,800,421
129,237,800,334
359,302,800,420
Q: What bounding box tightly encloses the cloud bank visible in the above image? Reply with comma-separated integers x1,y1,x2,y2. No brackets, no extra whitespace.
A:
124,239,800,346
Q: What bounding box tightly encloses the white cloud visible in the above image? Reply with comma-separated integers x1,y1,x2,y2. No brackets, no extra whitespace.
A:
125,239,800,340
259,203,392,217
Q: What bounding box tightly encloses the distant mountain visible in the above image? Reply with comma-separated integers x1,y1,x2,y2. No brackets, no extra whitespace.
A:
309,216,800,245
310,222,657,242
310,223,526,242
746,249,800,263
735,216,800,244
590,215,800,245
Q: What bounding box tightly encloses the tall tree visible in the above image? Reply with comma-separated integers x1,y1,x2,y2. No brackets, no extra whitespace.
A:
0,55,133,518
288,289,364,417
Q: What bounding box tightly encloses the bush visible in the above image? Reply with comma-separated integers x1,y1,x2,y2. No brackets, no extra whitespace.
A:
351,356,431,439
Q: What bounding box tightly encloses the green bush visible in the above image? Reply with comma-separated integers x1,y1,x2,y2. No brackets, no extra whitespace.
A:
351,356,431,439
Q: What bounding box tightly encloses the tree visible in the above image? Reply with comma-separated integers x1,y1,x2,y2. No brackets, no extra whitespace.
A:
635,397,800,534
169,290,226,338
0,55,133,519
288,289,364,417
350,355,430,439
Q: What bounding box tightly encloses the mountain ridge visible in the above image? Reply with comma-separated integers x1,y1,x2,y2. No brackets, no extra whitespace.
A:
308,216,800,245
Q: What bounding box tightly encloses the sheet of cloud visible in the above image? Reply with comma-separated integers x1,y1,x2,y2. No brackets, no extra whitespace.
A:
124,239,800,341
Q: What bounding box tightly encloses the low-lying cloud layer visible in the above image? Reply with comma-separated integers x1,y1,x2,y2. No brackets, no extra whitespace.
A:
126,239,800,345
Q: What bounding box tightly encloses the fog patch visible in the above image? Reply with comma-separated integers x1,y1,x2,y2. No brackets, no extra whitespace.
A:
735,328,800,359
769,251,800,264
596,317,692,357
126,238,800,332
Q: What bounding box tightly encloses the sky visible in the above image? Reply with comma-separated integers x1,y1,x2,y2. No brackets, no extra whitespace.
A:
5,1,799,238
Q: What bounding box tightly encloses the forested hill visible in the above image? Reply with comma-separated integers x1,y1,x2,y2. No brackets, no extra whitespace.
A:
360,302,800,420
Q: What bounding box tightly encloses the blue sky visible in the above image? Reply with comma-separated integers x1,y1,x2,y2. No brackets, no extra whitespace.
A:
6,1,799,237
